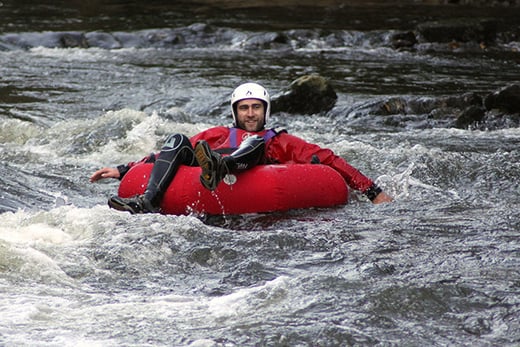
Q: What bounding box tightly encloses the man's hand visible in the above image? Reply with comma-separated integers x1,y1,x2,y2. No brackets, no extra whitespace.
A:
372,191,393,204
89,167,120,182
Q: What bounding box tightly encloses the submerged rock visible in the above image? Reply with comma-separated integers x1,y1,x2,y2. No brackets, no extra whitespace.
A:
59,33,89,48
271,74,337,115
346,86,520,130
85,32,122,49
454,105,486,129
374,97,408,115
391,31,418,50
366,93,482,117
417,18,498,44
484,84,520,113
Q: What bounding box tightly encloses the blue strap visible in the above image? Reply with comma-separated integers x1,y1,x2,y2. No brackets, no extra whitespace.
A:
263,129,277,142
229,127,237,148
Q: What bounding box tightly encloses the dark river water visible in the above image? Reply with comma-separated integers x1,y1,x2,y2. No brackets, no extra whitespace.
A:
1,1,519,346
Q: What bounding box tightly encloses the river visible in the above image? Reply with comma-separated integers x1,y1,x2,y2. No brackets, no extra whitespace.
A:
1,1,519,346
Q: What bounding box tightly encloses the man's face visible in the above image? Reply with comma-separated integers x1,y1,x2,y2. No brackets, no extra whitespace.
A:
235,98,265,132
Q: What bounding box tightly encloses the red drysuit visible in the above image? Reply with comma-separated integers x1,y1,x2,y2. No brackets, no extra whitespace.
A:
121,126,375,194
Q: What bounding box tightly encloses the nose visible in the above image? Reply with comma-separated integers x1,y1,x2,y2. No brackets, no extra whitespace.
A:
245,106,255,116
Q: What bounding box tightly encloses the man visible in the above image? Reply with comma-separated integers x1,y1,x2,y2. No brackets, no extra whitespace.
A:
90,82,392,213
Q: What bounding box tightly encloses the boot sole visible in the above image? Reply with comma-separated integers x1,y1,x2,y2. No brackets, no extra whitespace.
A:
108,196,140,214
194,141,218,190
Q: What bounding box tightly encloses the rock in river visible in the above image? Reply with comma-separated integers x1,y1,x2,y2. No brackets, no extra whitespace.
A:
271,74,337,115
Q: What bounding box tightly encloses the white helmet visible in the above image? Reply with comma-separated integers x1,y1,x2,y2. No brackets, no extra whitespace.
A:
231,82,271,127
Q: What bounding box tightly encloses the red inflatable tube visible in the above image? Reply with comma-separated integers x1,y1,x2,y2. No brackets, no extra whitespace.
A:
118,163,348,215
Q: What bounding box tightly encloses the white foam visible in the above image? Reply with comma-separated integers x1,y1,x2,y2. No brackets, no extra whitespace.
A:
0,223,71,244
207,276,290,319
0,118,42,145
73,109,210,166
30,46,114,62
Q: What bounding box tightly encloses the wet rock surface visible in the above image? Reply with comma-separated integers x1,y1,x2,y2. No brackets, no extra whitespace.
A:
417,19,498,44
271,77,520,130
345,85,520,130
271,75,337,115
484,84,520,113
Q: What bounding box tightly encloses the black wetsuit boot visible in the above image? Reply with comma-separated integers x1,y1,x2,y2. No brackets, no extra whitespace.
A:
109,134,195,213
195,135,265,190
223,134,265,171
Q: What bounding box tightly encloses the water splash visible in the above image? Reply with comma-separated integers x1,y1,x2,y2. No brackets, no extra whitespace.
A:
378,162,460,201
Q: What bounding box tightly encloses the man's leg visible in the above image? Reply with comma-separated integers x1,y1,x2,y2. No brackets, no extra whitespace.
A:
194,135,265,190
109,134,195,213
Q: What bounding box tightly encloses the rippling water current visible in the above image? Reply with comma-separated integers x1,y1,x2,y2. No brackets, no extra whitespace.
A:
1,2,519,346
